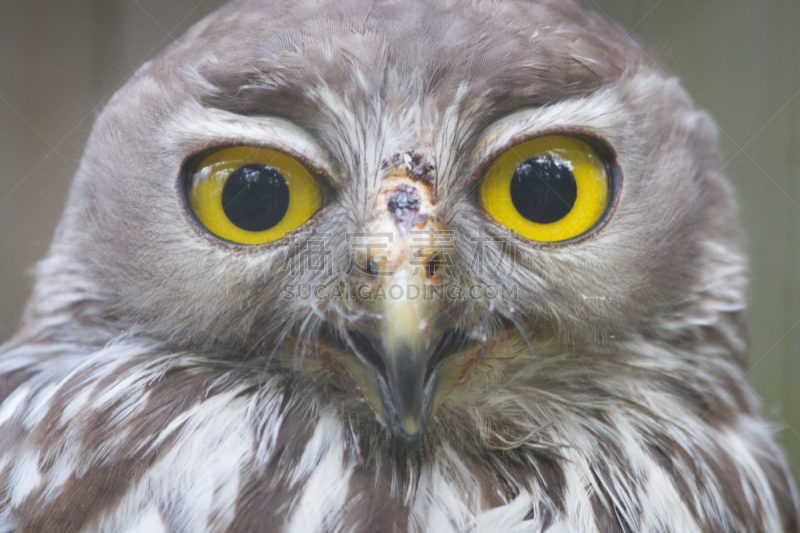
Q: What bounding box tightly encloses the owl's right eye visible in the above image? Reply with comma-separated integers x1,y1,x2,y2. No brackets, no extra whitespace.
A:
187,146,322,245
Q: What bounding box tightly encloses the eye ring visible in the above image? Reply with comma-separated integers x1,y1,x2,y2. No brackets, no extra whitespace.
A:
180,146,324,246
478,134,620,244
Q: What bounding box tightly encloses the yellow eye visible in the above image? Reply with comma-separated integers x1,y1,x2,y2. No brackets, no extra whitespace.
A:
188,146,322,245
479,136,610,242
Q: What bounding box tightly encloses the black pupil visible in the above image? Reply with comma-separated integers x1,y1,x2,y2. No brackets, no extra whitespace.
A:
509,155,578,224
221,164,289,232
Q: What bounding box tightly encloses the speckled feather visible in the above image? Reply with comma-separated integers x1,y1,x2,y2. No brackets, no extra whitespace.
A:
1,0,798,531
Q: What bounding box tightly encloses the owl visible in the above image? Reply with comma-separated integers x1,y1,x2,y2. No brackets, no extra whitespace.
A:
0,0,797,531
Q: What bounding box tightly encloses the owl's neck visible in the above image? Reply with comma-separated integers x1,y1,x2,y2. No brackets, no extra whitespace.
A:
1,325,795,532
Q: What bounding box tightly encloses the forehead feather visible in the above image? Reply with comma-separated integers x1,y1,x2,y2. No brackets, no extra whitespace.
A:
152,0,658,120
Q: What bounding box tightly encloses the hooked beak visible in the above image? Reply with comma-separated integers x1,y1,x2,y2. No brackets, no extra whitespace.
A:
341,271,466,447
337,176,472,447
376,291,441,445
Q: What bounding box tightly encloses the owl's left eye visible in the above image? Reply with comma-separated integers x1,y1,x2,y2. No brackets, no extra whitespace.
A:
479,135,612,242
187,146,322,245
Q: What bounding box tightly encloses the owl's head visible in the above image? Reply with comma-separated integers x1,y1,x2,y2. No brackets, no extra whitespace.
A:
25,0,744,446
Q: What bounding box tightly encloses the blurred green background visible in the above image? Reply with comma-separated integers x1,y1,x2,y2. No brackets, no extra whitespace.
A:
0,0,798,477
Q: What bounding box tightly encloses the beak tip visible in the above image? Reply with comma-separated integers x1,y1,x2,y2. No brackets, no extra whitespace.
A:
393,425,425,449
379,382,431,448
401,415,422,437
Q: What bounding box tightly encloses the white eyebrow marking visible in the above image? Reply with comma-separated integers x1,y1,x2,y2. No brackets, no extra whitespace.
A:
164,104,337,179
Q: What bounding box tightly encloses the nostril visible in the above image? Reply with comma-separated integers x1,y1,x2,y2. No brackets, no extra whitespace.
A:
426,253,442,279
365,259,380,278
